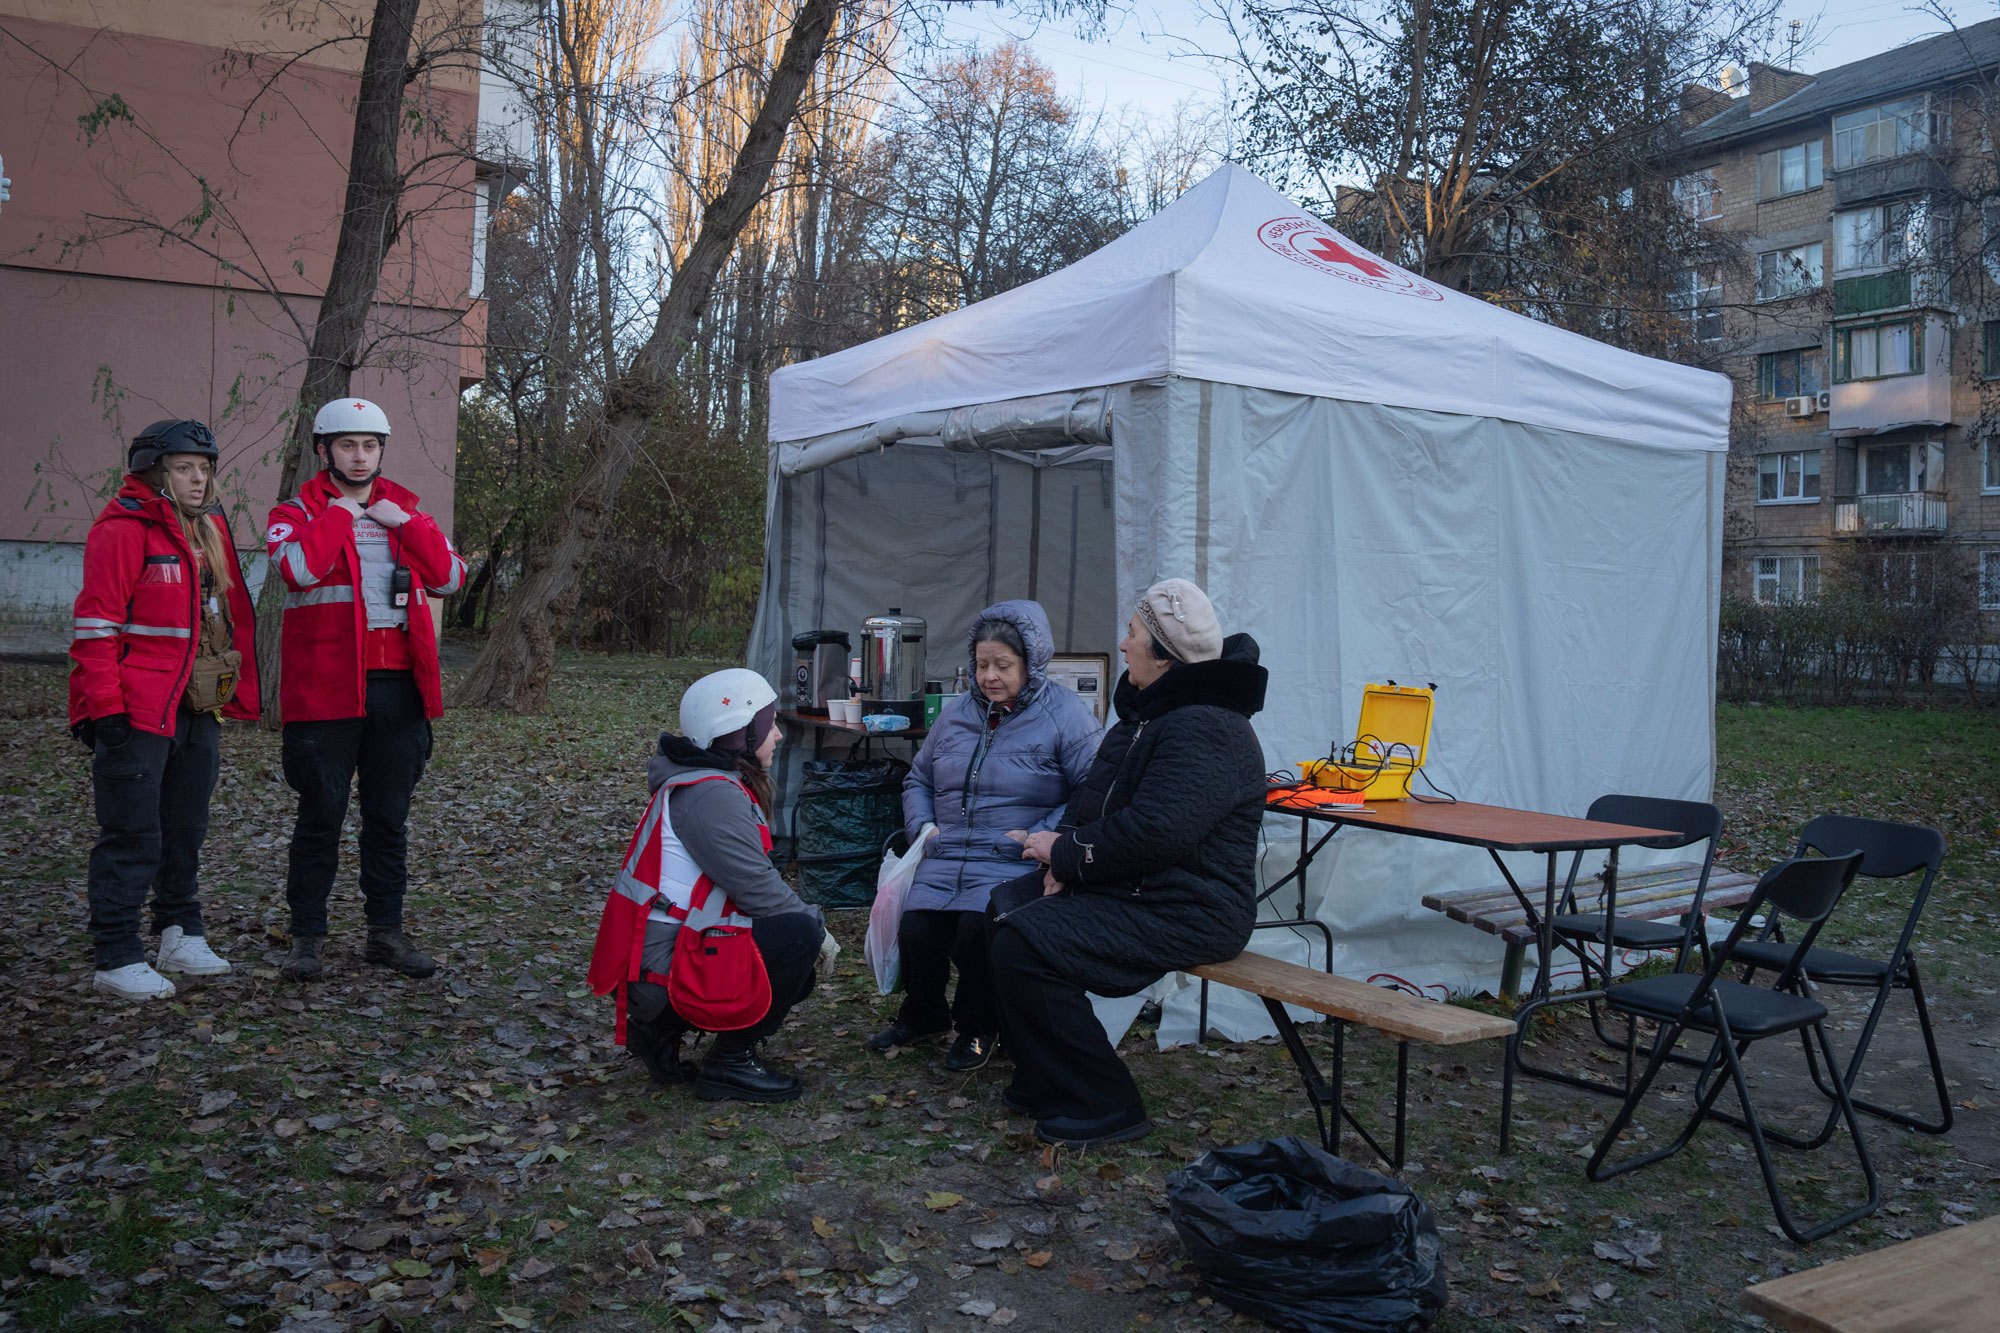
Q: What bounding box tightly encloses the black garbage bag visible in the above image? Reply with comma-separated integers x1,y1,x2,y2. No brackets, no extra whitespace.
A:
1167,1137,1447,1333
793,758,906,908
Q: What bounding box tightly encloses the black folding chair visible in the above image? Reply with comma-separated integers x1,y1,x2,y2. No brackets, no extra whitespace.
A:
1586,851,1877,1245
1548,795,1724,1052
1728,815,1950,1142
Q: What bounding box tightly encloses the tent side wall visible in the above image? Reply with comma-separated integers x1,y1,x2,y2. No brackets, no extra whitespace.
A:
1118,380,1720,1034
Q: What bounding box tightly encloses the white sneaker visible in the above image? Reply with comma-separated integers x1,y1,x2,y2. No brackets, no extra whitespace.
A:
94,962,177,1001
156,926,231,976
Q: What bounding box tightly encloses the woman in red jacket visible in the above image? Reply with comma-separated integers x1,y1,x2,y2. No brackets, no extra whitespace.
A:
69,420,260,1002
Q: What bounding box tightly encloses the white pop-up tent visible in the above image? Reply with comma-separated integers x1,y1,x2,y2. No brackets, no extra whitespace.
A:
750,164,1731,1039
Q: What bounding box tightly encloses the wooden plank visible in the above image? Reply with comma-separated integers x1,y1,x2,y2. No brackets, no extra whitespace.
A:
1190,953,1515,1046
1741,1214,2000,1333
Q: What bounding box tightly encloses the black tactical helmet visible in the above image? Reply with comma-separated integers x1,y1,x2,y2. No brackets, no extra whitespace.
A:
128,420,219,474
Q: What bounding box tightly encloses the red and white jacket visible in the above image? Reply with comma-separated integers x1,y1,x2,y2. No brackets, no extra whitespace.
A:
69,478,262,737
264,472,465,723
588,772,767,1040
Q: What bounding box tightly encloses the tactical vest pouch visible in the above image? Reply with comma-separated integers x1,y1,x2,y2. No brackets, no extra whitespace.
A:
184,649,242,712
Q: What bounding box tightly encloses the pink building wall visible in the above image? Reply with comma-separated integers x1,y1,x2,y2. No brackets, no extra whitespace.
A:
0,3,481,554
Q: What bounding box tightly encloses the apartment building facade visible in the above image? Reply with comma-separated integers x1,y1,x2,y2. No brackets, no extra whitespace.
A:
1674,22,2000,623
0,0,530,639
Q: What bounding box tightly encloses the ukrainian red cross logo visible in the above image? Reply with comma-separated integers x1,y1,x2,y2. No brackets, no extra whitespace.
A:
1256,217,1443,301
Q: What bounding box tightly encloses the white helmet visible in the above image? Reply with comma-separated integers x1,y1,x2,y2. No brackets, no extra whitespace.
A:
312,397,392,438
680,668,777,750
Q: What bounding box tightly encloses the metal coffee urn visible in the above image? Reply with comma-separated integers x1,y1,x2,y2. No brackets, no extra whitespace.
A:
792,630,850,713
859,608,928,707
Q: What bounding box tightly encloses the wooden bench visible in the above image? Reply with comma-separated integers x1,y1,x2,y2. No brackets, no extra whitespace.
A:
1742,1213,2000,1332
1421,860,1758,999
1188,952,1515,1169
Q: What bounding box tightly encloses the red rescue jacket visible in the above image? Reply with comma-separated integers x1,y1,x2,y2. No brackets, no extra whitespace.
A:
264,472,466,723
68,477,262,737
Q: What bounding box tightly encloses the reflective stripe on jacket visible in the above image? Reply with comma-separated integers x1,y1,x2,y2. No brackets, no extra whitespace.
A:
588,773,767,1040
67,477,262,737
265,472,466,723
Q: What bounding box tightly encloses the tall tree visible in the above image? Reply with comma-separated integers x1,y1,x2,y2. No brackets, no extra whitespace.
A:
1222,0,1771,349
874,41,1125,316
456,0,845,710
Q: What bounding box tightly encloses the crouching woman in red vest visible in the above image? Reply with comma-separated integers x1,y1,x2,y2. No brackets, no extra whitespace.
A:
590,669,836,1103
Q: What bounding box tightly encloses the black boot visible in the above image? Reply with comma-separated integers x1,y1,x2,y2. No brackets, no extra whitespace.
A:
695,1044,802,1103
867,1018,949,1052
279,934,326,982
627,1019,694,1086
363,929,438,979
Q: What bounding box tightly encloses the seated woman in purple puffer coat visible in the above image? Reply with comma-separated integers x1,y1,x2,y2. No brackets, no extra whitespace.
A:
869,600,1102,1071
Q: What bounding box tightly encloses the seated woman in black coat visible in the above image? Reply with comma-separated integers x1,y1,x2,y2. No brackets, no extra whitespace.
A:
999,579,1269,1148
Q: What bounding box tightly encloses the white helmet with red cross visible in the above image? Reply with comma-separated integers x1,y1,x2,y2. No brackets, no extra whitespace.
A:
312,397,392,439
680,668,777,750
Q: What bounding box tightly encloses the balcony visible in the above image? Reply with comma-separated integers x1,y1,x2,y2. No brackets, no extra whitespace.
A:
1833,267,1947,317
1828,364,1951,438
1832,154,1950,206
1833,491,1948,535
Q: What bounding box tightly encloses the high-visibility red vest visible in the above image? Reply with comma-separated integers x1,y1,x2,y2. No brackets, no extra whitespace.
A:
589,773,772,1041
264,472,465,723
69,478,261,737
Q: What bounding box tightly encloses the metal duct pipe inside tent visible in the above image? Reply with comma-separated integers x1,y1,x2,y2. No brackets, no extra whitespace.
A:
775,387,1116,476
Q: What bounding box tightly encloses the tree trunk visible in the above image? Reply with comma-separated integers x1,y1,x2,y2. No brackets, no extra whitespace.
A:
255,0,425,725
456,0,842,712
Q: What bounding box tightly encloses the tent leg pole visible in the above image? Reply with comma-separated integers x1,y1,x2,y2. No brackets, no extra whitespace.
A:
1500,944,1524,1006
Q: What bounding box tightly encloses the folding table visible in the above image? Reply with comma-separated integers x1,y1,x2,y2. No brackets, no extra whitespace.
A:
1254,793,1678,1149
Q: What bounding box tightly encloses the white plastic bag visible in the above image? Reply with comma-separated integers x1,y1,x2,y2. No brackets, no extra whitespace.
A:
865,823,933,995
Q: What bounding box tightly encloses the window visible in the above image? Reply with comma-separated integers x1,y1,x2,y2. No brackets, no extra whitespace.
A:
1756,243,1824,301
1834,200,1932,273
1676,268,1724,342
1984,436,2000,493
1753,555,1821,604
1859,439,1944,494
1758,450,1822,502
1987,321,2000,379
1674,169,1722,222
1982,550,2000,611
1834,319,1919,380
1757,140,1825,198
1985,200,2000,285
1833,96,1936,169
1758,347,1826,400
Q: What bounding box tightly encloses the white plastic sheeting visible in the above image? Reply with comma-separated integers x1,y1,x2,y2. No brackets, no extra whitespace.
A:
769,164,1730,455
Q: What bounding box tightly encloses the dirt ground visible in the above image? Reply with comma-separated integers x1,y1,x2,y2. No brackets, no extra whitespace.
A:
4,654,1998,1333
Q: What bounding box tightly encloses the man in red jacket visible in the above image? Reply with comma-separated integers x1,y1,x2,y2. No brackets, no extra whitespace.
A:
266,397,465,982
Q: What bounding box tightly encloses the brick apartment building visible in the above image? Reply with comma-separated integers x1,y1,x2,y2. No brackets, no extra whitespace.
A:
1674,21,2000,622
0,0,530,642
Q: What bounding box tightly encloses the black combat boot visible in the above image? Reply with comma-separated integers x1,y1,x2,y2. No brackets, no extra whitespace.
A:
627,1018,695,1086
695,1043,802,1103
363,929,438,979
279,934,326,982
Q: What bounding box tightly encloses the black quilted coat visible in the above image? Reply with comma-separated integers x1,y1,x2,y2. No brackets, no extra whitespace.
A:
993,633,1269,997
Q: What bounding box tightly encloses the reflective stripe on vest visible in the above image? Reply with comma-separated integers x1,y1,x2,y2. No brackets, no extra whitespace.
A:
284,585,356,610
613,778,759,930
121,623,192,638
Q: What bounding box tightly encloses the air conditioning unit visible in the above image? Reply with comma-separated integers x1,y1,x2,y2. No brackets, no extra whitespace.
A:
1784,395,1818,418
1816,389,1832,411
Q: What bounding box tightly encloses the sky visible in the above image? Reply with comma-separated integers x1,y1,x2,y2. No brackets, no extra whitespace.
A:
928,0,1996,125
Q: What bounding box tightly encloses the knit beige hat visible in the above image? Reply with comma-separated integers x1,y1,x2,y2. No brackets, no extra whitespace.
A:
1136,578,1222,663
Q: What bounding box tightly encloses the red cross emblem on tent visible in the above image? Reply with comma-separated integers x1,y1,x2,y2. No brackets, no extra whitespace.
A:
1257,217,1443,301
